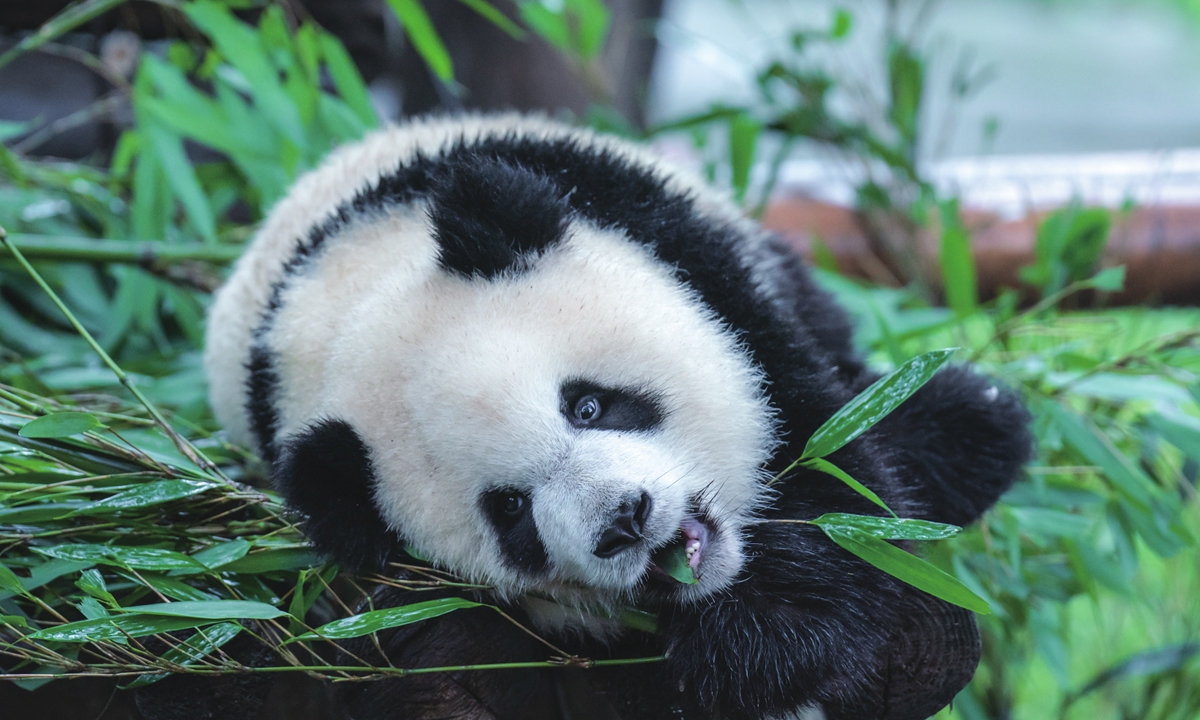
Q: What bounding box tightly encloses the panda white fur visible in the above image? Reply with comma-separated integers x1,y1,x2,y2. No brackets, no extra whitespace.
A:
203,114,1032,720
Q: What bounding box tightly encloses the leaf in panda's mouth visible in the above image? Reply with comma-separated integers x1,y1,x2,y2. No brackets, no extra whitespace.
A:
651,539,698,585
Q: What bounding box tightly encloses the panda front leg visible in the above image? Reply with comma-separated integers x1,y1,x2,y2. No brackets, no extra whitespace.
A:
871,365,1033,527
656,521,981,720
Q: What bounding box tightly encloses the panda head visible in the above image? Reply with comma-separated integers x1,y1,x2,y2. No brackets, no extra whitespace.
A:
267,151,779,609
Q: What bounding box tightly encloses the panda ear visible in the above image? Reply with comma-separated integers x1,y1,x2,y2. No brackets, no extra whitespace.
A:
273,418,400,570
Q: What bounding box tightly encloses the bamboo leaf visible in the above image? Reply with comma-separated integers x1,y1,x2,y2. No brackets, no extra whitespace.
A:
120,600,286,620
19,412,105,439
0,562,27,596
728,113,761,204
802,458,896,516
317,32,378,128
802,349,957,460
75,569,117,608
289,597,484,642
1044,401,1156,507
190,539,252,570
0,0,126,70
385,0,454,82
823,527,990,614
811,513,960,540
143,123,217,243
183,2,306,145
70,479,215,515
457,0,527,40
124,622,243,689
1090,265,1125,292
27,614,218,643
650,540,698,585
34,544,206,572
939,199,977,317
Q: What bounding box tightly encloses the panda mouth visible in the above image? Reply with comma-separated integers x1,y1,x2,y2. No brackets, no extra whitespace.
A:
648,515,711,584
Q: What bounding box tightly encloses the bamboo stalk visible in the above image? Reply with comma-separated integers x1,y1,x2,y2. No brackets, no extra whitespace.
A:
0,227,230,483
1,233,243,266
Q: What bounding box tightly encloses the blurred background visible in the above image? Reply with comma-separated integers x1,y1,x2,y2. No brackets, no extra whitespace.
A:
0,2,1197,719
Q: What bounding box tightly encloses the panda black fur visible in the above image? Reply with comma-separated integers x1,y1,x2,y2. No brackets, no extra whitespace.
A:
202,114,1033,720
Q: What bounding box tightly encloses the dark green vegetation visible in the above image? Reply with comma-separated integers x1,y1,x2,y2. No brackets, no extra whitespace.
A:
0,2,1196,718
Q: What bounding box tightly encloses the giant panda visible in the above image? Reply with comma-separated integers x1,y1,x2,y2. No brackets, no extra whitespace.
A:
202,114,1032,720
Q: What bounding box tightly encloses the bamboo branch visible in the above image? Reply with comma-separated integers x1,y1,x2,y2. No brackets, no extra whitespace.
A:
1,233,243,266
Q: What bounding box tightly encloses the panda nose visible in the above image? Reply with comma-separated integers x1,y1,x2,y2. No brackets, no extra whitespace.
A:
593,492,652,558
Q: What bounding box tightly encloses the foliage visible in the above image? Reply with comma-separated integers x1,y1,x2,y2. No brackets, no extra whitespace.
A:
0,2,1196,719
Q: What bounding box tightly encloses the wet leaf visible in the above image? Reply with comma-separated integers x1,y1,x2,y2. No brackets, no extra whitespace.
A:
124,622,243,689
823,527,990,614
27,614,216,643
190,539,252,570
289,598,485,642
802,458,896,517
120,600,286,620
811,513,960,540
34,544,205,572
70,479,214,515
802,349,957,460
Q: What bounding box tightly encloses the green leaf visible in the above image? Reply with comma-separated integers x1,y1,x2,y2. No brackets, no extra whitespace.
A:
0,0,126,70
823,527,990,614
143,123,217,243
123,622,243,689
34,544,206,572
289,597,485,642
120,600,286,620
650,540,698,585
70,479,215,516
183,2,306,145
1044,401,1156,507
221,548,321,574
811,513,960,540
75,569,117,608
1089,265,1125,292
18,411,105,438
802,458,896,517
728,113,761,204
0,562,28,596
568,0,611,58
887,43,923,147
939,199,977,317
118,572,219,602
1147,406,1200,462
457,0,527,40
27,614,217,643
190,539,252,570
1066,642,1200,707
830,8,853,38
518,3,570,52
317,32,378,128
385,0,454,82
802,349,957,460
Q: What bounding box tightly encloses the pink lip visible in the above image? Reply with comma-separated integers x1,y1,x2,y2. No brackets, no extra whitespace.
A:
680,515,709,573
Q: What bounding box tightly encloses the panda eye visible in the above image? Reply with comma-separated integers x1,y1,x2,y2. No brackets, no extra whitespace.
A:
503,493,526,516
573,395,602,423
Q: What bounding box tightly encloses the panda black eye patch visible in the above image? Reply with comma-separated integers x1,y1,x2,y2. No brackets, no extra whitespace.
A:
480,487,548,575
560,380,662,432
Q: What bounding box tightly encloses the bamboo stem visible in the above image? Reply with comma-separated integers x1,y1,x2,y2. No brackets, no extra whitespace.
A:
1,233,242,266
0,227,230,484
